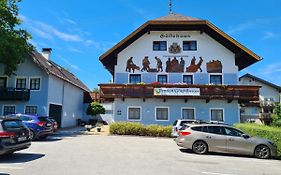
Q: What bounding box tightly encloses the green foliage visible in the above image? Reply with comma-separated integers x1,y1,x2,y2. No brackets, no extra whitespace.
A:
235,123,281,155
0,0,33,75
272,103,281,127
109,122,172,138
86,102,105,116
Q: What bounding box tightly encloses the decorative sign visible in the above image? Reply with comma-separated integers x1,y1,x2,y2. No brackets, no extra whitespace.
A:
154,88,200,96
160,33,190,38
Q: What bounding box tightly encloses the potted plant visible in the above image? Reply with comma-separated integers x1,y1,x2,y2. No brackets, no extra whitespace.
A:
96,122,103,132
86,102,106,132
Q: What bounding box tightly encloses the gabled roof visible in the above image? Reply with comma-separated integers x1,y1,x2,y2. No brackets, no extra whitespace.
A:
30,51,90,92
239,73,281,92
99,13,261,75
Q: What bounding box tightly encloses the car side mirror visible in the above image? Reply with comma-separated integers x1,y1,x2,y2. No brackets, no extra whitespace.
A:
242,134,250,139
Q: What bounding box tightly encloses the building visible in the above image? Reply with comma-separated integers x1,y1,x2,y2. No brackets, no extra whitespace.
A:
98,13,261,125
0,48,90,128
239,73,281,124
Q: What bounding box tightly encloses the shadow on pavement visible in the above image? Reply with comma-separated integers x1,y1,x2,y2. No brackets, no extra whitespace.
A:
0,153,45,163
0,173,10,175
179,148,280,160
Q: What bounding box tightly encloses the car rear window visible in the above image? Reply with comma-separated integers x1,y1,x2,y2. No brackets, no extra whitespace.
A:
173,120,178,126
191,126,203,132
2,120,24,130
38,117,50,122
179,124,190,130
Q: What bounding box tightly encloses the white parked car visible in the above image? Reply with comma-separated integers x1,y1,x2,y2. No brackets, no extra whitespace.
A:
171,119,198,137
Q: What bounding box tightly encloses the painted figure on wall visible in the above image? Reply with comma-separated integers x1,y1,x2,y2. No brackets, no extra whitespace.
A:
186,56,203,72
206,60,222,73
126,57,140,73
141,56,150,72
180,57,185,72
166,58,171,72
155,56,163,72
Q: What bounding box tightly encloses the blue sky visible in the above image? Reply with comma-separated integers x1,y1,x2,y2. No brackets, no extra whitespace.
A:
18,0,281,90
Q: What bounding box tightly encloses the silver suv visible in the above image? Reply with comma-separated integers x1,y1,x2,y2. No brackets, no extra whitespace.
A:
175,123,277,159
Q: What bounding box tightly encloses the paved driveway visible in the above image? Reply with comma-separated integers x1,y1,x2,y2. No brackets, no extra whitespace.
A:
0,131,281,175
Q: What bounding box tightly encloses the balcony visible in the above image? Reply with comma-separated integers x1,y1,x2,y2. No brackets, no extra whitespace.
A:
99,84,259,102
0,88,30,101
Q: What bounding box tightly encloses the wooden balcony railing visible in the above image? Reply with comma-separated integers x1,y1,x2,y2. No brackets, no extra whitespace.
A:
99,84,259,102
0,88,30,101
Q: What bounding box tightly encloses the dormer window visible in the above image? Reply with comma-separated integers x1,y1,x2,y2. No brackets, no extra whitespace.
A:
153,41,167,51
183,41,197,51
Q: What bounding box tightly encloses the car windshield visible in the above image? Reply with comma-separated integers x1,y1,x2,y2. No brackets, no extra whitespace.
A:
2,120,25,130
179,124,190,130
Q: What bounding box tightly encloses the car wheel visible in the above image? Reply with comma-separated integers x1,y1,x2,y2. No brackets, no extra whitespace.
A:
254,145,271,159
29,130,36,140
192,141,208,154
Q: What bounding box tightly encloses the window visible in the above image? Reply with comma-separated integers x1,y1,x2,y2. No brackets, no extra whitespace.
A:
223,127,244,137
25,106,37,115
210,75,222,85
157,75,167,84
129,74,141,84
128,107,141,120
182,108,195,119
19,115,33,121
16,78,27,89
30,78,40,90
207,126,223,135
156,107,169,121
3,106,16,115
191,126,203,132
183,75,193,84
0,77,7,88
183,41,197,51
153,41,167,51
211,109,224,122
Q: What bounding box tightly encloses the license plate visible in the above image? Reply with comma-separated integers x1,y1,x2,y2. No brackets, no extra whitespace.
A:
18,136,27,142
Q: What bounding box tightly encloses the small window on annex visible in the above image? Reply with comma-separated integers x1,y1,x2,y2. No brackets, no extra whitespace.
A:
182,108,195,119
157,75,167,84
128,107,141,120
211,109,224,122
183,41,197,51
3,106,16,115
183,75,193,84
210,75,222,85
129,74,141,84
25,106,37,115
153,41,167,51
156,107,169,121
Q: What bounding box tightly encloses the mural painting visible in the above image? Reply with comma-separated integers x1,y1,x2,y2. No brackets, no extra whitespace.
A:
186,56,203,72
155,56,163,72
207,60,222,73
165,57,185,73
169,42,181,54
141,56,150,72
126,57,140,73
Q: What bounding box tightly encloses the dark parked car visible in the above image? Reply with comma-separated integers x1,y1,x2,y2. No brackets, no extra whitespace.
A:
8,114,53,140
0,116,31,155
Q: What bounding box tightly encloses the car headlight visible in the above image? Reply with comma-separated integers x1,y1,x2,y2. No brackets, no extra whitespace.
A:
268,141,277,147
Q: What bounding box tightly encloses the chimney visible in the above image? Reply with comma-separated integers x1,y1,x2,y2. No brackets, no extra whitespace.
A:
42,48,52,60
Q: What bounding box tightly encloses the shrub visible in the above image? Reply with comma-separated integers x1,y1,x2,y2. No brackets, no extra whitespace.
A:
234,123,281,156
109,122,172,138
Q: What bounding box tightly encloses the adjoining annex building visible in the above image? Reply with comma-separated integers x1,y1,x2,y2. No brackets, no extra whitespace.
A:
98,13,261,125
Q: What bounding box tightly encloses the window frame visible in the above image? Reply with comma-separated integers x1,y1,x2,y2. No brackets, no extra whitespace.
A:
153,41,167,51
182,74,194,85
155,107,169,121
157,74,168,84
127,106,142,121
15,77,27,90
0,76,8,88
24,105,38,115
181,107,196,120
129,74,142,84
210,108,224,122
3,105,16,115
182,41,197,51
29,77,41,91
209,73,223,85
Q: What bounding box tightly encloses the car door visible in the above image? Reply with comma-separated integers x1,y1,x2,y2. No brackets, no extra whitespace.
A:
204,126,227,153
222,127,253,155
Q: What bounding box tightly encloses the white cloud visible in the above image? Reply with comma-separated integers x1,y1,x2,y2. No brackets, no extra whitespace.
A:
262,31,280,40
59,56,81,71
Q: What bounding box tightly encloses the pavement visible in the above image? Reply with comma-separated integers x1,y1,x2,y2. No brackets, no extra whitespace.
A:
0,128,281,175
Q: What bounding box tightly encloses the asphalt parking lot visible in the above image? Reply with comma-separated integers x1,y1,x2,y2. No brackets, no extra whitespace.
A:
0,130,281,175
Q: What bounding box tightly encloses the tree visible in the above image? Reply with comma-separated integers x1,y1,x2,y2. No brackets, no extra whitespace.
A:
86,102,105,117
272,103,281,127
0,0,33,76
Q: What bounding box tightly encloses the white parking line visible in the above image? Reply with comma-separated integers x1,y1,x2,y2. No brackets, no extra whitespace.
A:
201,172,234,175
0,166,23,170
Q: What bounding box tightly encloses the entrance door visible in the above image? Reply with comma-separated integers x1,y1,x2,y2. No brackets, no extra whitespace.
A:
0,77,7,88
49,104,62,128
